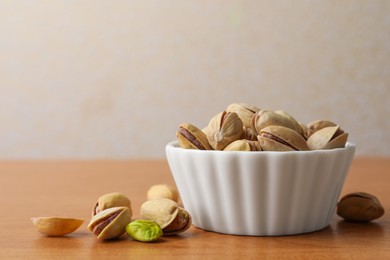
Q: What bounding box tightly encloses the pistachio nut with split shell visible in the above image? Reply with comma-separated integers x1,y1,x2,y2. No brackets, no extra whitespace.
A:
307,125,348,150
258,125,309,151
274,110,305,137
206,111,243,150
92,192,132,216
88,206,132,240
337,192,385,222
224,139,262,151
241,126,257,141
177,123,212,150
141,198,192,235
31,217,84,237
252,110,303,136
305,120,340,138
226,102,260,128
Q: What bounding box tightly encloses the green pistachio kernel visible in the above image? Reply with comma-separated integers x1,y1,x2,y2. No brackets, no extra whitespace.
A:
126,220,162,242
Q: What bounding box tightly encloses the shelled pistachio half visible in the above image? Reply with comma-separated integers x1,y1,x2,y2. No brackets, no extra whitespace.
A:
88,206,132,240
141,198,192,235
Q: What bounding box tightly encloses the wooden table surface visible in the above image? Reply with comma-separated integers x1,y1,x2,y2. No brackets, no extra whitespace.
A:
0,158,389,259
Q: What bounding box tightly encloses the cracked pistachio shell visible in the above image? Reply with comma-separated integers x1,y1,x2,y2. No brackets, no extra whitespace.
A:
141,198,192,235
337,192,385,222
253,110,303,136
206,111,243,150
241,126,257,141
274,110,305,137
88,206,132,240
126,220,163,242
307,125,348,150
177,123,212,150
31,217,84,237
147,184,179,203
258,125,309,151
306,120,340,138
226,103,260,128
224,139,262,151
93,192,131,216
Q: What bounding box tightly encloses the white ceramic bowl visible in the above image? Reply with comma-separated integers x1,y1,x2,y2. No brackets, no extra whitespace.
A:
166,141,356,236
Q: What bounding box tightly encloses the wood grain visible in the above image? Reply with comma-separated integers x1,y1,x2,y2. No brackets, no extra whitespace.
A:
0,158,389,259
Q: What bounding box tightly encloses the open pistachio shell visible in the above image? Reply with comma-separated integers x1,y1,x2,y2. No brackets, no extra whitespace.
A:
226,103,260,128
307,125,348,150
306,120,338,138
224,139,262,151
274,110,305,137
88,206,132,240
258,125,309,151
93,192,131,216
177,123,212,150
31,217,84,237
141,198,192,235
253,110,303,136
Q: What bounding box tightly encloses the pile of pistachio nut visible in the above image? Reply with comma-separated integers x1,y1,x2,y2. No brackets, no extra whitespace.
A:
177,102,349,151
32,184,191,242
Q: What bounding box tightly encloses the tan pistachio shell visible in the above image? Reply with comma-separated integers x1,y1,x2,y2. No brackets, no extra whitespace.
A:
307,125,348,150
258,125,309,151
93,192,131,216
147,184,179,203
141,198,191,235
274,110,305,136
253,110,303,136
226,103,260,128
306,120,339,138
206,111,243,150
88,206,132,240
31,217,84,237
224,139,262,151
177,123,212,150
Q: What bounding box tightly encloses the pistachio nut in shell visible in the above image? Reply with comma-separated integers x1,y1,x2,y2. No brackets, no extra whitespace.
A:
206,111,243,150
147,184,179,203
253,110,303,136
126,219,163,242
258,125,309,151
337,192,385,222
226,102,260,128
177,123,212,150
241,126,257,141
224,139,262,151
307,125,348,150
92,192,131,216
274,110,305,137
88,206,132,240
31,217,84,237
141,198,192,235
306,120,340,138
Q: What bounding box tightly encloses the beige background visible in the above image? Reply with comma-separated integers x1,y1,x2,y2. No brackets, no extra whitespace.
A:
0,1,389,159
